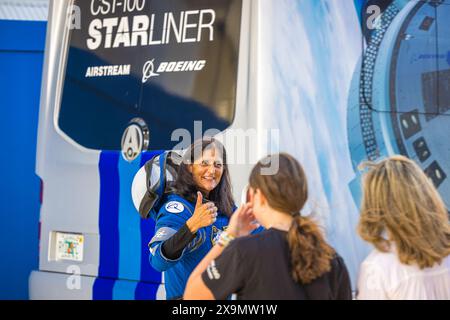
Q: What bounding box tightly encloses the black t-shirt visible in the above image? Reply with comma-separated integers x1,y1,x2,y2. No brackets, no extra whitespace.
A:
202,228,352,300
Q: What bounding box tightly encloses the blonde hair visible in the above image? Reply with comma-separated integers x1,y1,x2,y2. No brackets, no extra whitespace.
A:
358,155,450,269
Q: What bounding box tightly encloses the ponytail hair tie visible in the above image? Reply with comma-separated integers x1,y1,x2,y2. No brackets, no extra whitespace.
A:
291,213,302,230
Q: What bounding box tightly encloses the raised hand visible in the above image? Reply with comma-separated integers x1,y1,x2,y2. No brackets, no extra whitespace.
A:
227,203,259,238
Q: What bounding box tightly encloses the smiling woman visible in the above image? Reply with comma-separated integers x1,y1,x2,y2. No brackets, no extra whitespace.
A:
189,147,224,195
148,137,236,300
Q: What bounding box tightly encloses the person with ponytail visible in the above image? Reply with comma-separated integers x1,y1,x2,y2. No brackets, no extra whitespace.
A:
184,153,352,300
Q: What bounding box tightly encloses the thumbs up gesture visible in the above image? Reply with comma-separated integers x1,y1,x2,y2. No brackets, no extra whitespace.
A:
186,192,218,233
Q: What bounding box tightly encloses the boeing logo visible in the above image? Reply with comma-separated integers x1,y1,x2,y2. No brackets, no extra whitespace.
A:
142,59,160,83
142,59,207,83
414,51,450,66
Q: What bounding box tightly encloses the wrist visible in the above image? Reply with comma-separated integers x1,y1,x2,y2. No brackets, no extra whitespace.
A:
226,230,238,238
225,226,238,238
217,231,235,248
186,219,199,234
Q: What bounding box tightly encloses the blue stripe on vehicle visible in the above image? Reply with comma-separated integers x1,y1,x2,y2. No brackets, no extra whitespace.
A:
136,151,164,297
135,281,159,300
94,152,120,299
95,150,164,300
112,279,138,300
114,155,142,284
92,278,115,300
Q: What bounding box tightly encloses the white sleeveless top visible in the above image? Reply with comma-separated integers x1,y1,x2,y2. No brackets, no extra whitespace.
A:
357,246,450,300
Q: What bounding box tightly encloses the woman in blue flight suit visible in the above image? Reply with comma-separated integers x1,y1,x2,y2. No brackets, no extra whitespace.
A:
148,138,236,300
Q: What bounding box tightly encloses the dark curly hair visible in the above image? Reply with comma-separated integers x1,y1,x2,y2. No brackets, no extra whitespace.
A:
173,137,235,217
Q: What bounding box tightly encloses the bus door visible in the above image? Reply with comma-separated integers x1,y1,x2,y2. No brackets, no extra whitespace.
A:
30,0,246,300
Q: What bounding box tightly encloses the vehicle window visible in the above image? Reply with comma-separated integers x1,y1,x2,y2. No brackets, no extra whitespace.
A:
57,0,242,150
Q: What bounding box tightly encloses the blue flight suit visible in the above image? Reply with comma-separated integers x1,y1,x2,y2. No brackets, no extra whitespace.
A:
148,194,230,300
